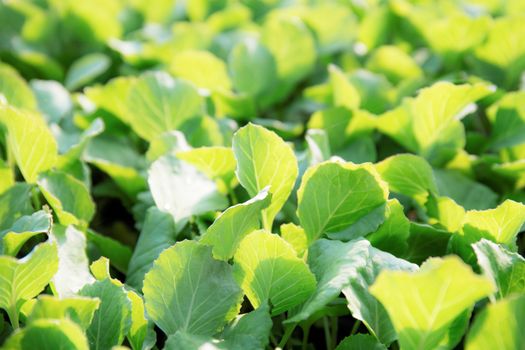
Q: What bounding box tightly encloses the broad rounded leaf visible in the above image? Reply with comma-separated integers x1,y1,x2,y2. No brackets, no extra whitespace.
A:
375,154,437,205
51,225,95,297
473,239,525,299
297,161,388,244
143,240,243,336
0,106,57,183
232,123,298,230
233,231,316,315
0,63,37,110
28,295,100,330
176,146,237,192
38,171,95,228
201,188,271,260
228,38,277,96
461,199,525,248
79,279,132,349
126,208,177,290
370,256,495,350
466,294,525,350
65,53,110,90
287,239,370,323
343,247,418,345
0,210,52,256
126,71,204,141
0,242,58,327
170,50,231,91
3,318,89,350
148,156,228,233
335,334,387,350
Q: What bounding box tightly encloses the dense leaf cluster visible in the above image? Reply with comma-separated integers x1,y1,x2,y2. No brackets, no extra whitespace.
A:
0,0,525,349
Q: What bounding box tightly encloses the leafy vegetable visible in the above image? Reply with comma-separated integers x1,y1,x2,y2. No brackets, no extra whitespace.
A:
1,1,525,348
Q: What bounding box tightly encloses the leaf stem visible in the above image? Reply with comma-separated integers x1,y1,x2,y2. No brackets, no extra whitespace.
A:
8,304,19,329
301,324,311,350
228,184,238,205
261,214,270,232
323,317,332,350
31,186,41,210
6,144,15,176
350,320,361,335
331,316,338,347
278,323,296,349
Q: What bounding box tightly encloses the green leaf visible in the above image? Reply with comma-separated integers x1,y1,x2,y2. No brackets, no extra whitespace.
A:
65,53,110,90
38,170,95,228
166,303,273,350
148,156,228,233
335,334,387,350
89,257,113,282
0,210,52,256
86,230,132,274
28,295,100,330
287,239,370,323
0,63,37,110
343,247,418,345
461,199,525,248
233,230,316,315
228,38,277,96
84,76,136,125
127,208,176,290
375,154,437,205
79,279,132,350
176,146,237,193
433,169,497,210
366,45,423,84
164,332,223,350
370,256,495,350
127,290,156,350
307,107,376,153
232,123,298,230
426,196,465,233
212,90,257,120
84,136,147,198
0,184,33,231
143,240,243,335
404,223,451,265
466,294,525,350
473,239,525,299
280,223,308,257
411,82,492,159
30,80,72,123
297,161,388,244
220,302,272,350
126,71,204,141
328,64,360,110
169,50,231,91
3,318,89,350
262,16,316,85
201,188,271,260
378,82,492,164
50,225,95,297
367,199,410,257
492,160,525,190
357,5,392,50
147,130,190,162
0,159,15,195
487,91,525,150
0,242,58,328
305,129,331,166
0,106,57,183
471,16,525,88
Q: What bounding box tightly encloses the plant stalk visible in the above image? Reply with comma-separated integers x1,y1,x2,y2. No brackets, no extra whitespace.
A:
278,323,296,349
